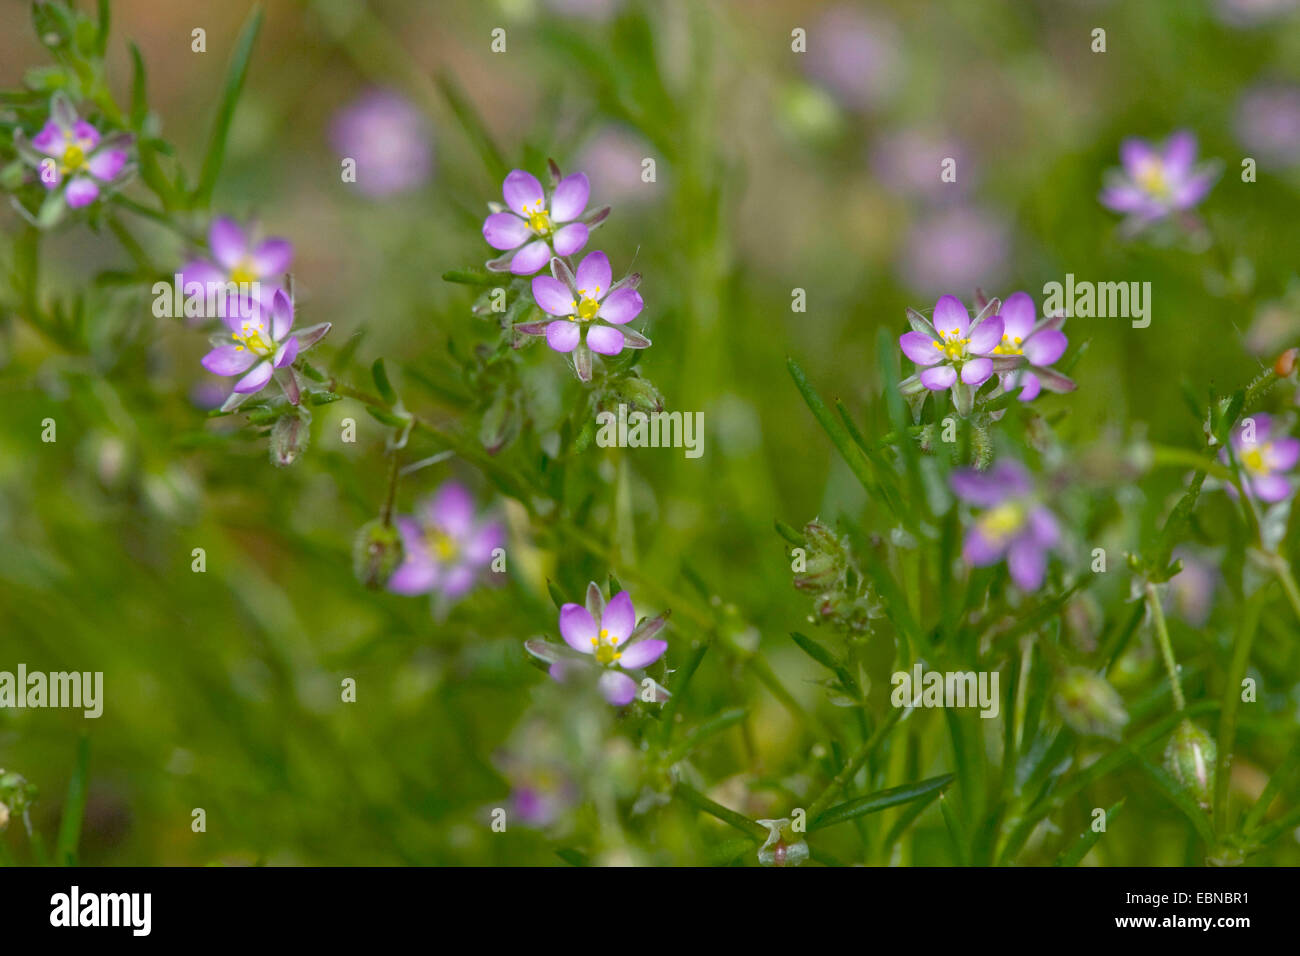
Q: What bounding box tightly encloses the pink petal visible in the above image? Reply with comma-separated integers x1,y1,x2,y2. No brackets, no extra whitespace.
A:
618,638,666,669
209,218,248,270
426,482,475,537
509,240,551,276
86,148,127,182
65,177,99,207
1007,538,1047,590
550,172,590,222
1251,473,1292,503
502,169,545,214
599,670,638,706
998,291,1037,340
574,250,612,297
545,320,580,352
601,591,636,643
1267,438,1300,472
252,238,293,277
532,276,576,316
552,222,588,256
201,345,257,376
559,603,598,653
960,357,993,385
900,331,941,366
31,121,62,154
270,289,295,339
919,365,957,390
1163,130,1196,176
483,211,530,250
233,360,273,394
388,559,438,595
598,287,642,324
1023,329,1067,366
932,295,969,337
72,121,100,151
586,325,624,356
274,335,299,368
966,315,1003,355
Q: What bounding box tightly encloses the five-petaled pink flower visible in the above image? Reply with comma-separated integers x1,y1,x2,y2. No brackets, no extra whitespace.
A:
1223,414,1298,504
991,291,1075,401
899,294,1009,393
525,584,670,707
182,217,294,306
483,166,605,275
20,93,131,208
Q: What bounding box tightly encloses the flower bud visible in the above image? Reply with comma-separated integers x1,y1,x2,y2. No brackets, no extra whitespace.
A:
479,390,521,455
1054,667,1129,739
269,409,311,467
1164,719,1217,810
352,519,404,590
0,800,9,832
1275,347,1298,377
802,519,840,555
602,375,664,415
756,818,809,867
793,550,840,592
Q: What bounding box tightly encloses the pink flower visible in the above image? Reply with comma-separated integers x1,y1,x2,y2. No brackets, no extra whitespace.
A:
482,166,608,275
525,584,670,706
17,93,132,209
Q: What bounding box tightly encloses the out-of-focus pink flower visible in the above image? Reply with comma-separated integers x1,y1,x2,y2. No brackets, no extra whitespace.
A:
574,126,655,205
801,6,901,112
330,89,433,198
870,128,971,202
1235,84,1300,169
900,207,1009,296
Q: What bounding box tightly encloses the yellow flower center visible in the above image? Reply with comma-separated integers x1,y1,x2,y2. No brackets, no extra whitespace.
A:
1241,445,1270,475
229,261,257,286
576,295,600,321
1135,160,1169,198
522,200,552,237
426,527,458,562
992,335,1023,356
61,144,86,173
977,501,1025,543
590,627,622,665
930,327,970,361
230,320,274,358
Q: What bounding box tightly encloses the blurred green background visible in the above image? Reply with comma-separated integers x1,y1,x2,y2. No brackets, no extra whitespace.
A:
2,0,1299,864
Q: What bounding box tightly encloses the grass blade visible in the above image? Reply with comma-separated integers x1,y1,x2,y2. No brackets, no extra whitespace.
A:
194,5,264,207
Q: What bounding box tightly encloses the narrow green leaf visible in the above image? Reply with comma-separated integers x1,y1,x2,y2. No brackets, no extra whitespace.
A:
1054,799,1125,866
55,736,91,866
371,358,397,405
665,708,747,763
194,5,264,207
809,773,954,832
442,269,500,286
787,357,878,496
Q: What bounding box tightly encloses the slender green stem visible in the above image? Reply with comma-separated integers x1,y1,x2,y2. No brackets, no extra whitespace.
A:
1268,554,1300,625
1144,581,1185,712
1215,592,1264,834
807,707,904,817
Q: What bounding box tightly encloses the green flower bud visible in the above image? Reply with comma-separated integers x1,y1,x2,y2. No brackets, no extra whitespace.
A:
598,374,660,416
269,409,311,467
353,519,404,590
794,550,840,592
479,390,521,455
802,519,840,556
1055,668,1129,740
756,818,809,867
1164,719,1217,810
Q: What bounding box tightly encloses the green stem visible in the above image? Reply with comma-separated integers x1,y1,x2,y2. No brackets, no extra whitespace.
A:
1144,581,1185,712
807,707,904,817
1215,592,1264,834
